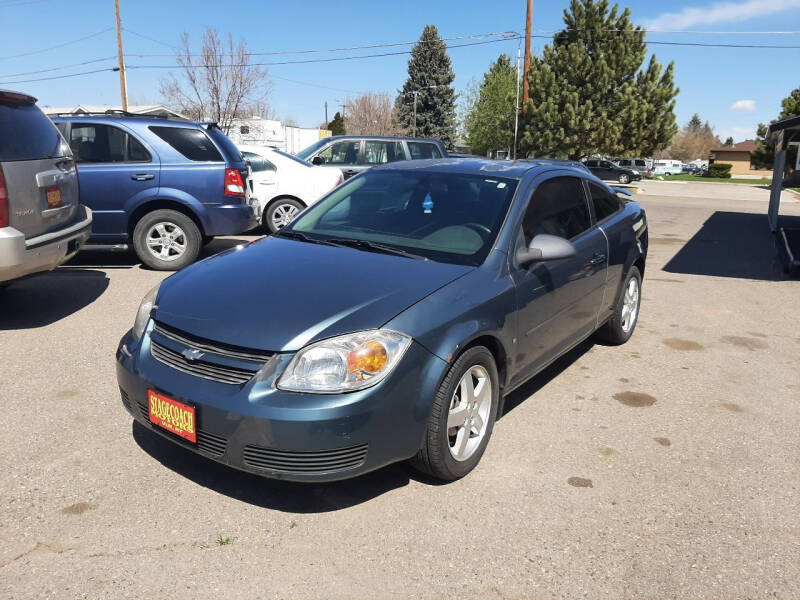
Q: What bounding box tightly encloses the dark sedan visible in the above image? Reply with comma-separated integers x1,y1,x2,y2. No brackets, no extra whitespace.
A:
584,159,642,184
116,159,648,482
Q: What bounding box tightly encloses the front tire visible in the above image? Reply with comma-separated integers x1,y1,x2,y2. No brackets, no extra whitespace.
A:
264,198,304,233
411,346,499,481
618,173,631,184
595,266,642,345
132,209,202,271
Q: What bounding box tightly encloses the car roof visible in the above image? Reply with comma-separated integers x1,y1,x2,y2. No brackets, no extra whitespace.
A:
50,114,206,128
371,157,592,179
323,134,444,143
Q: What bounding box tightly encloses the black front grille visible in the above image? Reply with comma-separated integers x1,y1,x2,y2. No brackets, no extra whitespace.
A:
150,340,256,385
152,321,272,362
242,443,368,475
136,399,227,457
119,387,132,411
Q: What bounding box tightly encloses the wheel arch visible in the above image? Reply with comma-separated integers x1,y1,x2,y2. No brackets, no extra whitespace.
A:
128,199,205,238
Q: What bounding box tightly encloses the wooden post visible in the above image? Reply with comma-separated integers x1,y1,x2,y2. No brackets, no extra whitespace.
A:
522,0,532,110
114,0,128,111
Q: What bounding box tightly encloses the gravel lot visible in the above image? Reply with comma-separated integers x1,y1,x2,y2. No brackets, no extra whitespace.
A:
1,183,799,599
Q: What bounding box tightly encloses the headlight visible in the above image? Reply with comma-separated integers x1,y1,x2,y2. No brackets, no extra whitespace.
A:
132,284,160,341
277,330,411,393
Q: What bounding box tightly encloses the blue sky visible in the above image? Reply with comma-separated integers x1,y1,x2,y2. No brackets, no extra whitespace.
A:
1,0,799,142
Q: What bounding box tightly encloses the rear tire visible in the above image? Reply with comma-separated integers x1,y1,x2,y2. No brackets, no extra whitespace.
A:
132,209,202,271
618,173,630,184
410,346,499,481
595,266,642,345
264,198,304,233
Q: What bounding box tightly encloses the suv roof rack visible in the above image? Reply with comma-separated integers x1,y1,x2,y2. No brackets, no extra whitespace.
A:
49,109,172,119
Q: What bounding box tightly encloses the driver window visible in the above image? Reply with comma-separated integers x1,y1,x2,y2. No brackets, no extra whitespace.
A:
521,177,591,244
318,140,360,165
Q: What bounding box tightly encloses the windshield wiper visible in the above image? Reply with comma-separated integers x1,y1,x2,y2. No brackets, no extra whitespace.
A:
275,230,337,246
324,238,427,260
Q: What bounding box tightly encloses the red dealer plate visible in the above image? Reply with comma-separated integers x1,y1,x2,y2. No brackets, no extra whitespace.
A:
148,389,196,443
45,187,62,208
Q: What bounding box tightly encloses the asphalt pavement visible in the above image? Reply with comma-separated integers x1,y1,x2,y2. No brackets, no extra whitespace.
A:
1,183,799,599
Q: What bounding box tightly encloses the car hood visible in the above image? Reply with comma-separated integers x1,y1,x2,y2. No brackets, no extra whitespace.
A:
154,236,473,352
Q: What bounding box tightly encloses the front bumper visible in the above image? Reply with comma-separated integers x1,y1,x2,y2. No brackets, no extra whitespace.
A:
0,205,92,283
115,327,448,482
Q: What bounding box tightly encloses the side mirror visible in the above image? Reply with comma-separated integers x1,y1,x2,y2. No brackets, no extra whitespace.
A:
516,234,576,267
311,155,325,166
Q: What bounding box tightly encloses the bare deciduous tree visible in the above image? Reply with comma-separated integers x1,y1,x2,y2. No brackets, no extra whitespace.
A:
159,28,272,133
345,93,402,136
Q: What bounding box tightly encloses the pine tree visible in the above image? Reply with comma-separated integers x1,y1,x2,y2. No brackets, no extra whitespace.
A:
752,85,800,169
723,136,734,146
519,0,678,160
395,25,457,147
464,54,518,156
327,112,345,136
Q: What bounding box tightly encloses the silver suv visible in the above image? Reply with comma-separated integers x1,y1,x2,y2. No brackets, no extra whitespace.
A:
0,90,91,287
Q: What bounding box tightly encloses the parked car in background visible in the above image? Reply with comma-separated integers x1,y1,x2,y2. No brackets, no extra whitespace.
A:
583,159,641,184
652,159,683,177
616,158,651,178
238,145,343,232
116,158,647,483
0,90,92,288
295,135,448,180
52,113,258,270
682,163,701,174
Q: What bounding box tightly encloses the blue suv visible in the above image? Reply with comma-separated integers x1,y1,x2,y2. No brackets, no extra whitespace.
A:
52,114,258,270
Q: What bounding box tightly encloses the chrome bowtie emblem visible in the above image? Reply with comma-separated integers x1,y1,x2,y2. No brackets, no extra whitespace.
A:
182,348,204,362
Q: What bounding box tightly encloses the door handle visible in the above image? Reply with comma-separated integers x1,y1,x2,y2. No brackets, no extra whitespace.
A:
131,173,155,181
587,253,607,267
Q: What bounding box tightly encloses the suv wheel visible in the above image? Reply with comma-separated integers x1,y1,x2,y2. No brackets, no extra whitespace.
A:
595,266,642,345
618,173,631,184
264,198,303,233
132,209,202,271
411,346,499,481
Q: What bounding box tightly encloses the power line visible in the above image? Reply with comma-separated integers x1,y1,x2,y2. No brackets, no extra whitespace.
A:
0,56,117,79
122,27,182,51
539,28,800,35
0,27,113,60
0,67,118,85
534,34,800,49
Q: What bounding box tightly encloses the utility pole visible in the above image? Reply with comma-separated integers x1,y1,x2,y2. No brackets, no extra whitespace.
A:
522,0,532,109
513,45,521,159
114,0,128,111
324,101,328,125
412,91,418,137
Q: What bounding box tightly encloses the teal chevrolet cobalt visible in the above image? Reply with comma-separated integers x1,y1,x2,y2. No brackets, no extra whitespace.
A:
116,158,647,482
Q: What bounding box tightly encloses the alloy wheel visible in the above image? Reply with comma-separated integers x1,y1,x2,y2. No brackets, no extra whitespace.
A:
447,365,493,461
621,277,640,332
145,221,187,262
270,203,299,229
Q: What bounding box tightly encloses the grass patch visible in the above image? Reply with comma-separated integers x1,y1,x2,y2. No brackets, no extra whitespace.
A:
216,534,235,546
658,174,772,184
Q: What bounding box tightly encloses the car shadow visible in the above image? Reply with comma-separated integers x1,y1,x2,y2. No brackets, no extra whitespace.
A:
0,269,109,330
131,421,428,512
500,338,595,417
662,211,800,281
63,237,260,269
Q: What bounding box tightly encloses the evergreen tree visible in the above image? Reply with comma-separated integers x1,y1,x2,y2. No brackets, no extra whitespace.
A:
519,0,678,160
752,85,800,169
395,25,457,147
327,112,345,136
464,54,518,156
723,136,734,146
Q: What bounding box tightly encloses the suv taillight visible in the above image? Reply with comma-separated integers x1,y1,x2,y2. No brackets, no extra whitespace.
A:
224,168,245,197
0,165,9,228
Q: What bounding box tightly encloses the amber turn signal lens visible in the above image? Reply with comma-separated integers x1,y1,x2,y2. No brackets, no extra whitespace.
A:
347,340,389,375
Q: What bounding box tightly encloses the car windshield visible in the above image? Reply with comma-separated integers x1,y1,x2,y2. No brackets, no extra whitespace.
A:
295,138,329,161
286,170,518,266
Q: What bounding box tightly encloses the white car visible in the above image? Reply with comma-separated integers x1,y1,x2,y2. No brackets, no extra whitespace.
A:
238,145,343,232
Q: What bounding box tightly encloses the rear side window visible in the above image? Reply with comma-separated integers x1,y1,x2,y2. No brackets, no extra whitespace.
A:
318,140,360,165
150,126,222,161
586,160,598,167
206,126,243,162
618,160,631,166
0,103,66,161
242,151,276,172
69,123,150,163
408,141,442,159
522,176,591,243
588,182,622,221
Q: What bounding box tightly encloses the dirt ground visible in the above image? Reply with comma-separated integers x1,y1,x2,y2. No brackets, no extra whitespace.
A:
1,183,799,599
